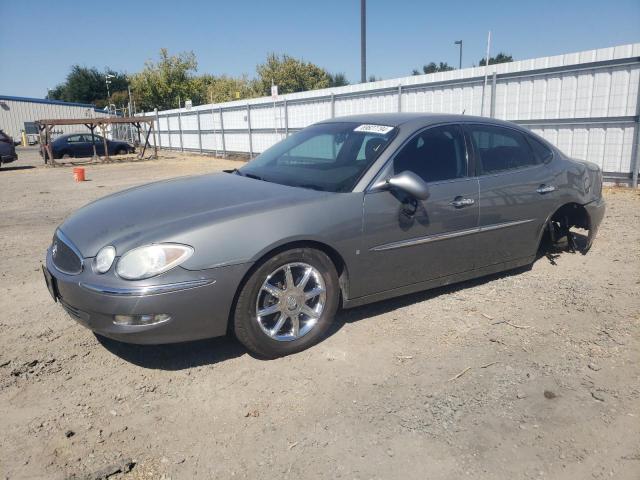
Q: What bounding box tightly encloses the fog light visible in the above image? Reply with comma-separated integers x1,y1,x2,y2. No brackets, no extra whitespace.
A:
113,313,171,326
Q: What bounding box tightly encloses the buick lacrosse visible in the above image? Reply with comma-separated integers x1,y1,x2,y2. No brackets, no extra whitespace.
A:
43,113,605,358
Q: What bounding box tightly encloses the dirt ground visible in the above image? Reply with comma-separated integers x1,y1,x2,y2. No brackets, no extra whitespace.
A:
1,147,639,480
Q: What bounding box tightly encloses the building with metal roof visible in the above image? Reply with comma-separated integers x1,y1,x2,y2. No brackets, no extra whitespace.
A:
0,95,109,140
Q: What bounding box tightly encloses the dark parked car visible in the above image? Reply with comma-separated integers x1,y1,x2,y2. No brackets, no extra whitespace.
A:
43,114,605,358
41,133,134,160
0,129,18,167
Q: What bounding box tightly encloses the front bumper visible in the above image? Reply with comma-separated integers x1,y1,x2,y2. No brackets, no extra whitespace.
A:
1,153,17,164
45,248,250,344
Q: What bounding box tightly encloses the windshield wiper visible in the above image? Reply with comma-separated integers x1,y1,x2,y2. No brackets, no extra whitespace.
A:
298,184,325,191
244,172,264,181
229,169,266,182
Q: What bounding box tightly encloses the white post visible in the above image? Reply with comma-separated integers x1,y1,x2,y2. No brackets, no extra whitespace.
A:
481,30,492,117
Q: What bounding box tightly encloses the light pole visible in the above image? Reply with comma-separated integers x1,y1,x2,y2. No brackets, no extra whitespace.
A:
105,74,116,115
127,84,133,116
454,40,462,69
360,0,366,83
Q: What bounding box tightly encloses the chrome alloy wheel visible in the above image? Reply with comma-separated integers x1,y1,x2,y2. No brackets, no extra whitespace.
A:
255,262,326,341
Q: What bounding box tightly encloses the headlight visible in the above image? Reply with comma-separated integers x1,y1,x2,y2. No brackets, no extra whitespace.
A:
94,246,116,273
116,244,193,280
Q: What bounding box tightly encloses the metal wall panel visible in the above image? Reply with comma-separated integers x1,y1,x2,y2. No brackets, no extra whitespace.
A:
182,133,199,150
0,97,109,139
201,132,223,152
149,43,640,184
222,109,248,130
287,99,331,128
181,113,198,131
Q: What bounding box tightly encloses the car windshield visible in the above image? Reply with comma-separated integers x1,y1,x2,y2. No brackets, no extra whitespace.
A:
238,122,397,192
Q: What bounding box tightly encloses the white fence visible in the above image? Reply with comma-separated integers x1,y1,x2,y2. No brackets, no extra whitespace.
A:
145,43,640,186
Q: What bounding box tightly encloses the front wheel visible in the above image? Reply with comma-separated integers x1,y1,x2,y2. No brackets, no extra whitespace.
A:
233,248,339,358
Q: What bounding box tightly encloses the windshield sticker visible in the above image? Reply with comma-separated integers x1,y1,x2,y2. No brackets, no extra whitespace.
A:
353,124,394,134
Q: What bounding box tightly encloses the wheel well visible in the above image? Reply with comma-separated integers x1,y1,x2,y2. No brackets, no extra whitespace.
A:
539,202,591,252
226,240,350,334
549,203,590,232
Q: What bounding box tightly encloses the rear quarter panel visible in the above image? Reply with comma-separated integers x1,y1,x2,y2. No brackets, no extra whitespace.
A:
553,153,602,206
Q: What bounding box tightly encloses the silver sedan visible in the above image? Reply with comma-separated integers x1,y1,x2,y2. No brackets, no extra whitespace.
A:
43,114,605,358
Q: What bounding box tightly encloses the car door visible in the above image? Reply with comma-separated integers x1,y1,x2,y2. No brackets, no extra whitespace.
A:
82,134,97,156
64,135,83,156
69,134,92,157
91,135,105,155
356,124,480,298
465,123,558,267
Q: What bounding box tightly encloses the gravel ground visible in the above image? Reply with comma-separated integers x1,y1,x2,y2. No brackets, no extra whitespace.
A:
1,147,639,480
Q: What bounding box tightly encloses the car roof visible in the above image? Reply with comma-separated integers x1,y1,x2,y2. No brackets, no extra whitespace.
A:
318,112,526,130
56,133,100,139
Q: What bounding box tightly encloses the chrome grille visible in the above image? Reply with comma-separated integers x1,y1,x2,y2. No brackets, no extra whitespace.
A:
52,231,83,275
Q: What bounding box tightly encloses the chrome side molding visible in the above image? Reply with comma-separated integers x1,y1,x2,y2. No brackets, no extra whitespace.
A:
371,219,534,252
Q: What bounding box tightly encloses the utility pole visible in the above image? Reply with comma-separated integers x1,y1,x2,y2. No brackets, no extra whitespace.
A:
454,40,463,69
360,0,366,83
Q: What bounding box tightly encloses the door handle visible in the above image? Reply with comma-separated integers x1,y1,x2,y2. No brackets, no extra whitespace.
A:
449,197,475,208
536,184,556,194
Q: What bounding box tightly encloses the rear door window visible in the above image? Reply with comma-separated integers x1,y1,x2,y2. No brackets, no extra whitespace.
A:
468,124,536,175
527,136,553,164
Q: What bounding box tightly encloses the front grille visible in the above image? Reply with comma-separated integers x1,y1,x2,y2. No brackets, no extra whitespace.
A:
52,231,83,275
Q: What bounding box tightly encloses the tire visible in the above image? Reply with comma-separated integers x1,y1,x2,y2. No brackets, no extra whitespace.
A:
233,248,339,358
61,151,72,159
116,148,126,156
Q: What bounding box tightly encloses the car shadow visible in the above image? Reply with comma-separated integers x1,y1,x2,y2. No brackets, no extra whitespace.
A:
51,156,157,167
330,264,533,329
333,236,587,329
96,334,246,370
537,230,589,265
1,165,35,172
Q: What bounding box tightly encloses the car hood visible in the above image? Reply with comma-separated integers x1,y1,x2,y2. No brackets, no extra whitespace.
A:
59,172,328,257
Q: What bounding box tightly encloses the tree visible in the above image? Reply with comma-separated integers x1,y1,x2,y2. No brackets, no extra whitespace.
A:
328,72,349,87
200,74,261,103
109,90,131,110
256,53,333,96
47,66,127,108
49,51,353,111
129,49,205,111
412,62,455,75
479,52,514,66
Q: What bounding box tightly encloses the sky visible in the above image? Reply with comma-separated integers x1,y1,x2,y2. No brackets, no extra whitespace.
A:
0,0,639,98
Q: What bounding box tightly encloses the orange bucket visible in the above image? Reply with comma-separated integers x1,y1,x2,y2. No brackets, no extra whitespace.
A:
73,167,86,182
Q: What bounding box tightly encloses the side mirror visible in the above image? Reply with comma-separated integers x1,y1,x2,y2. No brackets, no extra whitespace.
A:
374,171,430,200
